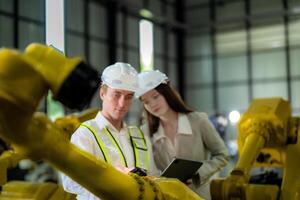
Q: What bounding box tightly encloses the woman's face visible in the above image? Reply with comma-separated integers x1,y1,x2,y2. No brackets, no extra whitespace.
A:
140,89,170,117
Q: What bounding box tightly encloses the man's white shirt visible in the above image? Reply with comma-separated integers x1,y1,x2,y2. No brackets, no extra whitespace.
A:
61,112,158,200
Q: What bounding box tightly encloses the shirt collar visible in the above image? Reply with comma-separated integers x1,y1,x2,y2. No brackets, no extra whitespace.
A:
94,112,127,133
177,113,193,135
152,113,193,143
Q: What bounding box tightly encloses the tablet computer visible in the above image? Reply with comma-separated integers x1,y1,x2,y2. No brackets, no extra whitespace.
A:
160,158,203,182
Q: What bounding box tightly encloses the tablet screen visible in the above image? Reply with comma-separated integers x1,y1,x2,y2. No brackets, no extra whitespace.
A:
160,158,203,182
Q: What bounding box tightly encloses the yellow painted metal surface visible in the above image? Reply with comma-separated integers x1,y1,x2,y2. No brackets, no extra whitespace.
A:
0,151,24,186
211,98,300,200
55,108,99,139
0,181,75,200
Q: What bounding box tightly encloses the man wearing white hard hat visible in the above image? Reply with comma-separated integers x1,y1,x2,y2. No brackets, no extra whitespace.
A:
137,70,229,200
62,62,158,200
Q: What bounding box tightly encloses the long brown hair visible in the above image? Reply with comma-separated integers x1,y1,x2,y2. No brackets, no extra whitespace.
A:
143,83,194,136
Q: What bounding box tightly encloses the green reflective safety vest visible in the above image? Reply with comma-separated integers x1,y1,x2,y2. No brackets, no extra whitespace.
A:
80,122,149,172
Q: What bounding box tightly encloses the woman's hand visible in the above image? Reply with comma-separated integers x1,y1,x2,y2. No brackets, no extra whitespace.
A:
185,173,200,186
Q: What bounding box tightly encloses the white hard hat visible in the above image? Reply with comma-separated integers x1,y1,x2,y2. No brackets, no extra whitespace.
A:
101,62,138,92
135,70,168,98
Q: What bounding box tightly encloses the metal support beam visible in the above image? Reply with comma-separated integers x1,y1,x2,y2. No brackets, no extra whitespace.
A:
122,7,128,62
162,0,169,73
107,1,117,64
13,0,19,48
175,0,186,99
282,0,292,102
209,0,218,112
84,0,90,62
245,0,253,103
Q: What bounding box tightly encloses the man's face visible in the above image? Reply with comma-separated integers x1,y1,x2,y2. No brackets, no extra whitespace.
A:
100,86,134,121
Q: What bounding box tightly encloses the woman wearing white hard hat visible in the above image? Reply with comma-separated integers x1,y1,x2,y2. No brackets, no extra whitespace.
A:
137,70,229,200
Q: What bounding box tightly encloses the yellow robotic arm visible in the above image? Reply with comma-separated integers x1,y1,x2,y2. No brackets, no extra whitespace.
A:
0,44,202,200
0,150,24,186
54,108,99,139
211,98,300,200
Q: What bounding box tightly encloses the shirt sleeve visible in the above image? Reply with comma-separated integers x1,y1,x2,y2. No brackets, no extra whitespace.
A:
195,112,230,184
61,126,98,196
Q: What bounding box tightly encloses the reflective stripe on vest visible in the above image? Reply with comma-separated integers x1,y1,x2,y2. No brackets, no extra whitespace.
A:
81,122,127,167
128,126,149,171
80,122,148,171
80,123,111,163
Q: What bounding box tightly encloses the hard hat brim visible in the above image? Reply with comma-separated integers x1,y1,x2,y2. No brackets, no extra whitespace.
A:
103,81,137,92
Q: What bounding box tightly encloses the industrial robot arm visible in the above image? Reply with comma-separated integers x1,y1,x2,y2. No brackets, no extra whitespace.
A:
0,150,24,186
0,43,202,200
211,98,300,200
54,108,99,139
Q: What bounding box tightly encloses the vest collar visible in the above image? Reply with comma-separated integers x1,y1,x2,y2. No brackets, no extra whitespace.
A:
95,111,127,133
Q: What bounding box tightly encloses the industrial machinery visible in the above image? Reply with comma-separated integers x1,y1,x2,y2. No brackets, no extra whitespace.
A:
0,149,76,199
0,43,202,200
0,108,99,200
211,98,300,200
55,108,99,139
